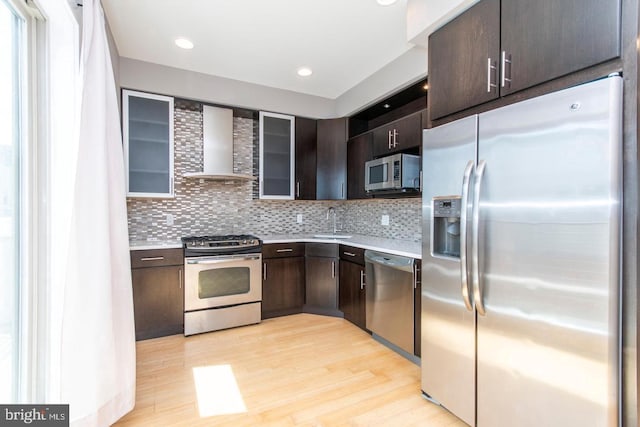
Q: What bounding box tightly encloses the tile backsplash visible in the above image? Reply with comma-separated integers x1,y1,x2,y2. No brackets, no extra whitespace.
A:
126,100,421,242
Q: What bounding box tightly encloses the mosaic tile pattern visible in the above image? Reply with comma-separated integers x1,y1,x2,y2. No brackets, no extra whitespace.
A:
342,198,422,241
126,100,422,242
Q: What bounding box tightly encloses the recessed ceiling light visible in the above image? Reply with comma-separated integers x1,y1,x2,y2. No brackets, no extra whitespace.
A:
383,104,391,109
423,84,429,90
175,38,194,49
297,67,313,77
377,0,398,5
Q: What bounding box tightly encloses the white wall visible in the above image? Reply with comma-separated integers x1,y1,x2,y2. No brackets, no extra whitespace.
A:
119,58,337,118
407,0,480,47
117,0,478,119
334,47,427,117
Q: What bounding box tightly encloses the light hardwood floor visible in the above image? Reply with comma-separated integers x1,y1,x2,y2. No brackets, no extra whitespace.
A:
114,313,466,426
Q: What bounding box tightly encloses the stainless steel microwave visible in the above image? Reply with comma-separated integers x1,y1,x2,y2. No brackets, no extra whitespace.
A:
365,153,421,194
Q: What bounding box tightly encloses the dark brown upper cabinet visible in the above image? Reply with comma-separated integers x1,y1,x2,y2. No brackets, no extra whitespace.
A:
347,132,373,200
500,0,621,96
371,112,422,157
316,118,348,200
428,0,621,120
295,117,317,200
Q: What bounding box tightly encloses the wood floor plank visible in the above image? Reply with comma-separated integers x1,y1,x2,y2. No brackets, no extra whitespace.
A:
114,313,466,426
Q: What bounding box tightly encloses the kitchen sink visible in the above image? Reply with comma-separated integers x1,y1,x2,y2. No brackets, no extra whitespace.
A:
312,234,352,239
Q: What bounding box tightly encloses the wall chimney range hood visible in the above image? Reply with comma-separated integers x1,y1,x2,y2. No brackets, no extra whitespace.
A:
183,105,255,181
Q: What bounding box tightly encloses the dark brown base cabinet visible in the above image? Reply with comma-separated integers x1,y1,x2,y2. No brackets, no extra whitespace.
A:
261,243,306,319
304,243,342,316
338,245,367,331
339,260,366,331
130,249,184,341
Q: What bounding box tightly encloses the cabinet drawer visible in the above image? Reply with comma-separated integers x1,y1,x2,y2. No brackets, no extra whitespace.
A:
339,245,365,265
262,243,305,258
130,248,184,268
306,242,339,258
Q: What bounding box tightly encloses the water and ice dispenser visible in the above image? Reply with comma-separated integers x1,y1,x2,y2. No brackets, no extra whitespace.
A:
432,196,462,258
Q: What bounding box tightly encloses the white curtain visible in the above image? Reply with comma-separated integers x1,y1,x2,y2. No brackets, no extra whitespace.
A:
59,0,136,425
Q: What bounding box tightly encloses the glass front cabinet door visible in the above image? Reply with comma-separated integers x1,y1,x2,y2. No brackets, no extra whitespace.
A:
259,111,295,199
123,89,174,198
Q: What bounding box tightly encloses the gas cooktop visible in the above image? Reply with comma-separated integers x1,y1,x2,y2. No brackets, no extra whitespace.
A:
182,234,262,255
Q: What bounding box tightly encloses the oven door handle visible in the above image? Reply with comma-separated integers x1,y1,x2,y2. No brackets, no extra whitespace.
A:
186,254,261,264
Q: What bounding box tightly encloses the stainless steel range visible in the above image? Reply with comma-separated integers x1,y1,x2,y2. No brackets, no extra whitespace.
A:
182,234,262,336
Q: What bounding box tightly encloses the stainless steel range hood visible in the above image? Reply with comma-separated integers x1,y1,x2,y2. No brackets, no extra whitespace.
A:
183,105,255,181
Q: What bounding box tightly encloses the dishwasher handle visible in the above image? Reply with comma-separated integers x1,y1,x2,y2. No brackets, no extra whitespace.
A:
364,250,414,273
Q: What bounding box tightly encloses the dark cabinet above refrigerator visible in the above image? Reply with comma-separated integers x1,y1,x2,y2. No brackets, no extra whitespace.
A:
428,0,622,121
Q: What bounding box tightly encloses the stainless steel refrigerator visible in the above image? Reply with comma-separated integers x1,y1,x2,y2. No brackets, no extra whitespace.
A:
421,75,622,427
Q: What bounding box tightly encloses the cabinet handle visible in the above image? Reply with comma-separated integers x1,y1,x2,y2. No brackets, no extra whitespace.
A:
343,251,356,257
332,261,336,278
296,181,300,198
263,262,267,281
360,270,365,290
341,183,344,198
170,176,174,195
140,256,164,261
501,51,512,88
414,265,420,289
487,58,498,93
276,248,293,253
392,129,398,148
178,268,182,289
388,130,392,149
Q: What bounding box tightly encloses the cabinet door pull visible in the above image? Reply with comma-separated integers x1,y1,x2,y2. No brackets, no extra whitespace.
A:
487,58,497,93
392,129,398,148
343,251,356,257
360,270,365,290
296,181,300,198
501,51,512,88
332,261,336,278
178,268,182,289
140,256,164,261
276,248,293,253
388,130,392,149
341,183,344,198
263,262,267,281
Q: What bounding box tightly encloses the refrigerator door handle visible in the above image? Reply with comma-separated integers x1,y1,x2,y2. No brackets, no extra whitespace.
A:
460,160,474,311
472,160,487,316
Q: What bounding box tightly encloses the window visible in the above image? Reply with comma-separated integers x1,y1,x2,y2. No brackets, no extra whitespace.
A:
0,0,22,403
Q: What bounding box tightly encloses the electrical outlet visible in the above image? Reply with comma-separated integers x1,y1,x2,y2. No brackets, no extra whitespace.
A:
296,214,303,224
381,214,390,226
166,214,174,225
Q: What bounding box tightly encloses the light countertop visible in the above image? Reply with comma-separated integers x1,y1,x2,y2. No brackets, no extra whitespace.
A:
129,234,421,259
129,240,183,251
259,234,421,259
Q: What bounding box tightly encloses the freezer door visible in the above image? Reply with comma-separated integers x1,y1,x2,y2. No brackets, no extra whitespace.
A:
421,115,477,426
475,76,621,427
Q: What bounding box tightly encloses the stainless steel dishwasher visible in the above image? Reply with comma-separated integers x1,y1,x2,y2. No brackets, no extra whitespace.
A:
365,250,415,355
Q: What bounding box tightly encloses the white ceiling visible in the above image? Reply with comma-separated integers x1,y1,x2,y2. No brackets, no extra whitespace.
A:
102,0,414,100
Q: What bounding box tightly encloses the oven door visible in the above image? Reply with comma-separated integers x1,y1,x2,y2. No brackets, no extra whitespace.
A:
184,253,262,311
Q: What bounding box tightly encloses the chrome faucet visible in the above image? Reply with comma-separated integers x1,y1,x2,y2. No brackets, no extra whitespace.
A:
326,206,337,234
